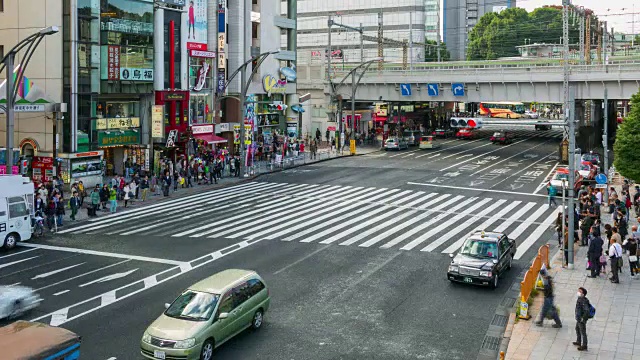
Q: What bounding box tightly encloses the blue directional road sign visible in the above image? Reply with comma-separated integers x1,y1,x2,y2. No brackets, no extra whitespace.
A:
452,83,465,96
400,83,412,96
427,83,439,97
595,173,607,184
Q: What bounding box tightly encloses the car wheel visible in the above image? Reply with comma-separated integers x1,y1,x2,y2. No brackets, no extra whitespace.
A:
491,274,499,289
3,233,19,250
8,300,23,320
506,114,511,119
200,339,214,360
251,310,264,330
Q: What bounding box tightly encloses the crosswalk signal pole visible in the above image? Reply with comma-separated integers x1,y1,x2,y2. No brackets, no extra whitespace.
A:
563,0,576,269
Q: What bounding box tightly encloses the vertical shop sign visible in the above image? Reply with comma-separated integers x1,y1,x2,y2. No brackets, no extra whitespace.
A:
144,149,150,171
217,68,225,93
233,124,240,144
186,0,208,50
107,45,120,80
152,105,164,138
244,125,252,145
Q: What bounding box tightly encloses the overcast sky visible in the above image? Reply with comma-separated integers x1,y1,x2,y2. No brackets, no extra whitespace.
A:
521,0,638,34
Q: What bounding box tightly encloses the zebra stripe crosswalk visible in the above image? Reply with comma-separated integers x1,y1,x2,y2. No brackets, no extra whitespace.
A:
60,181,558,259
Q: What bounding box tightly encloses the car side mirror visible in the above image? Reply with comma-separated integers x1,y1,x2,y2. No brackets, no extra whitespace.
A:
218,312,229,320
449,253,454,259
164,303,171,309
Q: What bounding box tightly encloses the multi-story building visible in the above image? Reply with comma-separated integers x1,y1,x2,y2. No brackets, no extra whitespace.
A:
295,0,428,137
444,0,516,60
0,0,296,186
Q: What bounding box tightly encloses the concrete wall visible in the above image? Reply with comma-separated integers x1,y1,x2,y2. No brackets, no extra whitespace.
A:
0,0,63,153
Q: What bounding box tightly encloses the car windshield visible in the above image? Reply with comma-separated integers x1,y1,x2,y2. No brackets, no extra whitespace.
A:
582,154,599,162
492,132,502,136
580,164,591,171
460,239,499,258
385,139,396,143
165,290,219,321
554,172,568,181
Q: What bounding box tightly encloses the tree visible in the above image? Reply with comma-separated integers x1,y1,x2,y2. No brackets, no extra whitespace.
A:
424,41,450,62
613,91,640,181
466,6,587,61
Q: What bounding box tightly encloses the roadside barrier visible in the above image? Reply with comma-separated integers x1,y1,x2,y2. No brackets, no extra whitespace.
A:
517,244,550,319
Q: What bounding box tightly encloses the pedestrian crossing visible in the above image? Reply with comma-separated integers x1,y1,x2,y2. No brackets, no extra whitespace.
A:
57,181,559,259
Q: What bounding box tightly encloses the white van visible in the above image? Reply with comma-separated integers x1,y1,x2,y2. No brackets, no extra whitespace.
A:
0,176,34,250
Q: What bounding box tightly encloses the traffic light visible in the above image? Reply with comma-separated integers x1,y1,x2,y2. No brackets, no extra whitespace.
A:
268,103,288,112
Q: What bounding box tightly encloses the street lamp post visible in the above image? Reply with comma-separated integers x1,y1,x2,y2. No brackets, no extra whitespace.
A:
217,50,279,177
1,26,59,174
562,179,567,266
328,58,383,154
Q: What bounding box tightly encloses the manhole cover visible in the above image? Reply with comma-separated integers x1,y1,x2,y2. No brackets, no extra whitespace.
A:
481,335,501,351
491,314,508,327
501,297,516,308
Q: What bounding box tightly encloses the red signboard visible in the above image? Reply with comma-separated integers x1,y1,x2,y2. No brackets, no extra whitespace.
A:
190,50,216,58
107,45,120,80
187,43,208,51
327,126,336,131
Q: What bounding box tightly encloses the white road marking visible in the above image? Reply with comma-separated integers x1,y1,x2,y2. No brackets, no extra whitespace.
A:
439,136,536,172
32,263,87,279
78,269,139,288
320,206,408,245
8,282,21,286
508,205,550,241
53,290,70,296
34,260,132,291
411,198,493,251
0,248,38,259
515,208,560,259
31,238,263,326
284,203,379,242
493,202,537,232
400,192,438,208
0,256,39,269
389,191,425,206
416,194,452,209
340,209,419,246
58,182,275,233
469,139,553,176
407,182,548,198
379,196,471,249
533,162,560,194
442,201,521,254
17,243,187,266
426,200,506,252
273,245,332,275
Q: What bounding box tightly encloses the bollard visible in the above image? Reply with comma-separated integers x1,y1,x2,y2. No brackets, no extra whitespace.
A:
499,351,505,360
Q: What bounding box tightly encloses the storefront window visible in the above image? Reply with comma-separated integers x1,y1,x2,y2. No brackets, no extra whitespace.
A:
189,94,212,125
100,0,154,36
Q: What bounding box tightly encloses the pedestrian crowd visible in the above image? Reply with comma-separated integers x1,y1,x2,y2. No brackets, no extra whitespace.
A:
537,180,640,353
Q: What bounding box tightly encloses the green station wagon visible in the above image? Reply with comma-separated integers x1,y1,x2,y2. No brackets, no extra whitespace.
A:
141,269,270,360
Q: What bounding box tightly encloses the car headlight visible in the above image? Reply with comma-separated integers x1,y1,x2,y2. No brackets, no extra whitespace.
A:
174,338,196,349
142,332,152,344
448,265,459,273
479,271,493,278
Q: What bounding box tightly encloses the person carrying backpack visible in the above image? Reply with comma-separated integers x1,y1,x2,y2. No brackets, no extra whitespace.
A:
573,286,593,351
547,182,558,207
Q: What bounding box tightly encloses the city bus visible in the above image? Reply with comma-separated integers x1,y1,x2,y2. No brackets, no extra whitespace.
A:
479,101,526,119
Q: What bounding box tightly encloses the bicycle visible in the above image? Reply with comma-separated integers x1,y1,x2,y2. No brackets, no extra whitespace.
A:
32,212,45,238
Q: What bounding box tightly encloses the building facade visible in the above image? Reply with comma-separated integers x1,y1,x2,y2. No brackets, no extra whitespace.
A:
0,0,297,185
444,0,516,60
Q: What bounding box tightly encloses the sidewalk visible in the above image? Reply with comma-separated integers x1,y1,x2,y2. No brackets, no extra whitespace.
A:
48,145,382,228
505,183,640,359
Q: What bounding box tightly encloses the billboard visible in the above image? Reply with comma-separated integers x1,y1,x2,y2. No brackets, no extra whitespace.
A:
187,0,208,50
101,45,153,81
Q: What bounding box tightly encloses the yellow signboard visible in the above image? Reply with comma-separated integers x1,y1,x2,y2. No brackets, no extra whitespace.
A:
96,117,141,130
244,125,252,145
233,124,241,144
350,139,356,155
152,106,164,138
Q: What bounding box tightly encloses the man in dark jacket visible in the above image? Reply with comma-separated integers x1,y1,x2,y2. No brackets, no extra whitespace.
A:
587,228,604,278
535,266,562,328
574,287,590,351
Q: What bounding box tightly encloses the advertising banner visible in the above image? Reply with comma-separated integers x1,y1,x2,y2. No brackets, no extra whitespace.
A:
244,125,252,145
187,0,208,50
233,124,241,144
217,68,226,93
102,45,153,81
152,105,164,138
107,45,120,80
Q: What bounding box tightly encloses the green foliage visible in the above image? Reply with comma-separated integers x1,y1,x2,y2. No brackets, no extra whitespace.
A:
424,41,451,62
613,91,640,181
466,7,584,60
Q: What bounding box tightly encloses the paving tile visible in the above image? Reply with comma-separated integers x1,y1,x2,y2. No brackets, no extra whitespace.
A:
613,352,633,360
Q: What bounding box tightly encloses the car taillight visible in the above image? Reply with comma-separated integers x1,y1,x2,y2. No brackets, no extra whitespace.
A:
500,137,505,141
432,131,436,135
395,142,398,145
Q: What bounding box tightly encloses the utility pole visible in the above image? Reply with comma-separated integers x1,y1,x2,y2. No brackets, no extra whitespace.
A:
377,12,383,71
327,16,332,82
579,12,585,64
436,0,441,62
409,12,413,72
603,21,608,67
360,23,364,63
603,88,609,203
5,52,15,174
563,0,576,269
585,15,591,65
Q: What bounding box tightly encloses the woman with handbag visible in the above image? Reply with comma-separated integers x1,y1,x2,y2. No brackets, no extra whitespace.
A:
123,183,131,208
624,237,638,277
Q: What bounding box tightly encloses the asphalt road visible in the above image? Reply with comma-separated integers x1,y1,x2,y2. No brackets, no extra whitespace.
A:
0,125,564,360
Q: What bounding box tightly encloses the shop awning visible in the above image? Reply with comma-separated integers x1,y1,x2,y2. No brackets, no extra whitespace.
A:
194,134,227,144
